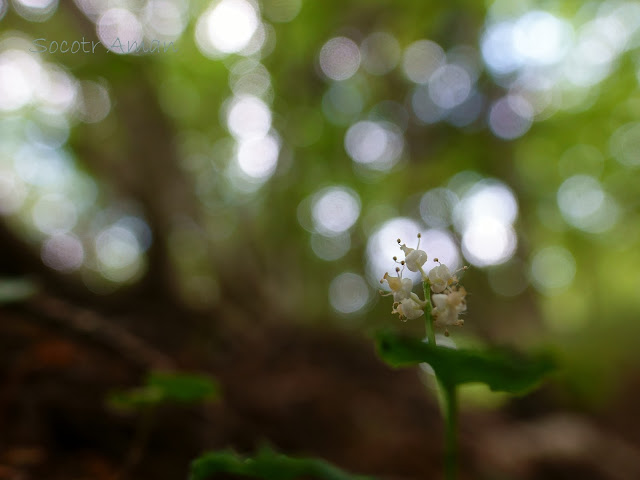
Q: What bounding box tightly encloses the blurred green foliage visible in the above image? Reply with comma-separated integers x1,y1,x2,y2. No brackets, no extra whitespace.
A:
0,277,37,304
109,371,219,409
189,447,375,480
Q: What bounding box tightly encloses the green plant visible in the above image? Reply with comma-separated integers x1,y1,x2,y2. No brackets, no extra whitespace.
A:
109,371,220,409
189,447,374,480
376,234,554,479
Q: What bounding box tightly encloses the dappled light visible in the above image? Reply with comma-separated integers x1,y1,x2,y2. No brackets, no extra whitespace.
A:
366,217,424,286
226,95,272,140
75,81,110,123
229,59,272,98
95,224,144,282
0,48,42,111
454,179,519,267
322,82,364,125
198,0,259,55
13,0,57,22
143,0,187,41
2,0,640,478
310,232,351,261
428,64,472,110
420,188,458,228
311,186,360,236
32,193,78,234
97,8,143,54
344,120,403,171
41,232,84,272
420,229,460,271
529,246,576,294
328,272,370,315
557,174,619,233
235,133,280,180
488,95,533,140
319,36,360,81
402,39,445,84
461,217,517,267
360,32,400,76
610,122,640,167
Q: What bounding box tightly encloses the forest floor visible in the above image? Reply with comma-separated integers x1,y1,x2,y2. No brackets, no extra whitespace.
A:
1,292,640,480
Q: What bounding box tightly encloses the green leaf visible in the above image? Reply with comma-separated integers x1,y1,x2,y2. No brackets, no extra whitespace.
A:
189,447,376,480
146,371,219,402
0,278,37,304
109,371,219,409
376,331,555,394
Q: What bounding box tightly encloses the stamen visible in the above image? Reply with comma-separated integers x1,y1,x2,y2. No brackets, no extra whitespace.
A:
453,265,469,276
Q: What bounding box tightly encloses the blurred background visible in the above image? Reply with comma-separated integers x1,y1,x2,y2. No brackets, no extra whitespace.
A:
1,0,640,478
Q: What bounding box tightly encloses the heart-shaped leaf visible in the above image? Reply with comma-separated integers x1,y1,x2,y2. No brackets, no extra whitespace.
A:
376,331,554,393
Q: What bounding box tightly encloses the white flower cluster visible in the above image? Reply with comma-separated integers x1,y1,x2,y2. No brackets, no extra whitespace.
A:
380,233,467,334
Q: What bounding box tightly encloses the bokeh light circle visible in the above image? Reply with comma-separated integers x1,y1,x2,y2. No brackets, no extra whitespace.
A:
344,120,403,171
97,8,143,54
329,272,370,314
366,217,424,285
610,122,640,167
530,246,576,294
319,37,361,81
403,39,445,84
488,95,533,140
461,218,517,267
204,0,259,54
311,186,361,236
41,233,84,272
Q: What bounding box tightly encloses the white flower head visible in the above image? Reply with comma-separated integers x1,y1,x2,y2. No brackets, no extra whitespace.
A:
398,233,428,273
428,263,454,293
381,233,469,334
432,287,467,327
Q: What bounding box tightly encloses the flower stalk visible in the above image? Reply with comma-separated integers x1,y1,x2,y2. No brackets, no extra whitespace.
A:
423,280,436,347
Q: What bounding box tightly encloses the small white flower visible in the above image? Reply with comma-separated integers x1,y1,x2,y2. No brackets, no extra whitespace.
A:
428,264,454,293
398,234,428,273
432,287,466,326
392,296,425,321
403,247,428,272
382,272,413,302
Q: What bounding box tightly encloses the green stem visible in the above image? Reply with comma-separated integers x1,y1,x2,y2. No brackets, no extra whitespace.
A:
442,383,458,480
423,281,458,478
422,281,436,346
